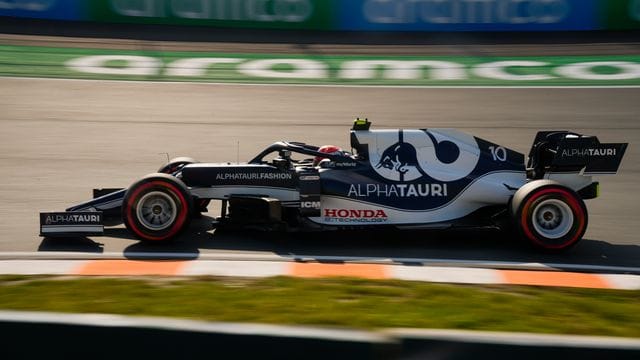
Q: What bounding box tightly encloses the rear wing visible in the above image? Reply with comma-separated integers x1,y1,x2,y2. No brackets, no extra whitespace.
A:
528,131,627,177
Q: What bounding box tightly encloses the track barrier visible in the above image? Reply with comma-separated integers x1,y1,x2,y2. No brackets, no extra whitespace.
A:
1,311,639,359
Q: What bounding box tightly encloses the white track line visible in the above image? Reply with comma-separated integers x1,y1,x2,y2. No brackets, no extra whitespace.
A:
0,251,638,274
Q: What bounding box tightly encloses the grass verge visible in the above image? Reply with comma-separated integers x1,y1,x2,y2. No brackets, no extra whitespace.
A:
0,275,638,337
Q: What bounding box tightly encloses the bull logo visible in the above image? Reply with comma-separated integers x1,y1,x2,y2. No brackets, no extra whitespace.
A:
376,131,462,181
363,129,480,183
376,141,419,177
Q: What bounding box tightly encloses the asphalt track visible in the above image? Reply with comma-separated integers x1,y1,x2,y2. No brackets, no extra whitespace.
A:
1,76,639,268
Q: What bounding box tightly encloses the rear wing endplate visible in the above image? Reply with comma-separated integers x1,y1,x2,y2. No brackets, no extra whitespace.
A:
552,136,627,174
529,131,627,175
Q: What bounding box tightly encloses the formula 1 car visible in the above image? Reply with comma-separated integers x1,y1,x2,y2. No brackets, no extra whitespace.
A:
40,119,627,251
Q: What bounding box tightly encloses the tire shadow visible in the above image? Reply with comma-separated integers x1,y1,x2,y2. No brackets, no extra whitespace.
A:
196,227,640,269
36,217,640,269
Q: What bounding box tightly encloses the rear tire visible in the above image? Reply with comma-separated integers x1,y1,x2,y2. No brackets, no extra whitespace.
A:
511,180,588,252
122,173,192,242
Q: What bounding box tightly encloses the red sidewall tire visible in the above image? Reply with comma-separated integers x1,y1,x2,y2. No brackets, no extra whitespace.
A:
122,174,192,242
157,158,208,217
512,182,588,251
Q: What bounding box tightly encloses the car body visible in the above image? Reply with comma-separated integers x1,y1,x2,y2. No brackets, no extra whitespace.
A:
40,119,627,251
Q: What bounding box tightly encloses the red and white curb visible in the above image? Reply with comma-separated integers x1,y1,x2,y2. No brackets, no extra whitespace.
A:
0,258,639,290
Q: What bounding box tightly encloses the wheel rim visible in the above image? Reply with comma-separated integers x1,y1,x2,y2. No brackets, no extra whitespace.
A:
531,198,574,239
136,191,178,231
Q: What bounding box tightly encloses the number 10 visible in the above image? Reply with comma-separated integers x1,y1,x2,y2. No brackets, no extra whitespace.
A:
489,146,507,162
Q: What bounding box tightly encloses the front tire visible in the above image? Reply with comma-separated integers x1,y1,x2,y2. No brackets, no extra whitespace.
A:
511,180,588,252
158,157,209,216
122,173,193,242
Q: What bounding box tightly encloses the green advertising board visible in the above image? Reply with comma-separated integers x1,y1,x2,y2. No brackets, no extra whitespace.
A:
2,45,640,87
603,0,640,29
88,0,336,30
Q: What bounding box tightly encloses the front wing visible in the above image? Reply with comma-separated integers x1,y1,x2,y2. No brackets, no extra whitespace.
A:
40,211,104,237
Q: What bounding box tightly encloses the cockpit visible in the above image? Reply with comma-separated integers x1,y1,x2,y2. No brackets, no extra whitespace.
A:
249,141,356,171
248,118,371,171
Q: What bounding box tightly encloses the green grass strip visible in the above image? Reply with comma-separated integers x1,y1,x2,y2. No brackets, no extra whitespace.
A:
1,276,638,337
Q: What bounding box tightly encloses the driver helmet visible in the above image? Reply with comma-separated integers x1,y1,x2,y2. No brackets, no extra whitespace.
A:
313,145,342,166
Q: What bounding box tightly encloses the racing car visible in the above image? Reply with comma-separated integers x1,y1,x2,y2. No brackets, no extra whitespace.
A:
40,119,627,251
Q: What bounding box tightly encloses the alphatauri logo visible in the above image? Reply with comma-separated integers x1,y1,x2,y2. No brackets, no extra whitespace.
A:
45,214,100,224
561,148,617,157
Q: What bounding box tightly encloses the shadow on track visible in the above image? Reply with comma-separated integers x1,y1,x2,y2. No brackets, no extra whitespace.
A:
38,237,104,253
120,218,219,260
36,216,640,269
188,225,640,269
